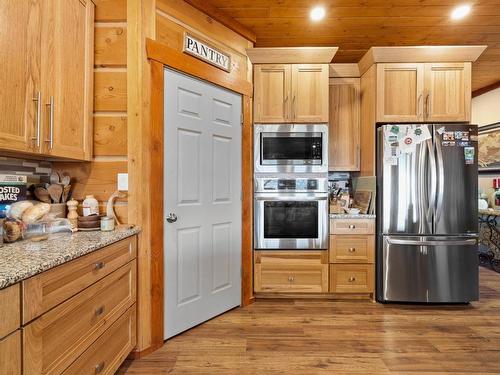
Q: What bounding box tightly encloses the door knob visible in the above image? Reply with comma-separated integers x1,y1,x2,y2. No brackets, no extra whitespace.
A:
166,213,177,223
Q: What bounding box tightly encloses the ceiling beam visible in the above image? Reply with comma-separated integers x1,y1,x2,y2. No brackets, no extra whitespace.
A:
182,0,257,43
472,80,500,98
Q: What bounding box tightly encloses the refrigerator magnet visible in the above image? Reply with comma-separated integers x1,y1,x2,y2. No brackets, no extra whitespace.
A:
442,141,456,147
458,140,470,147
455,131,469,140
390,125,400,134
443,131,455,141
436,126,446,134
464,147,475,164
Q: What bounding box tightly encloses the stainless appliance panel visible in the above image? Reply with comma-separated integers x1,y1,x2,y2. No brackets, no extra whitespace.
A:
254,192,329,250
433,124,478,235
381,235,479,303
378,125,434,235
254,124,328,174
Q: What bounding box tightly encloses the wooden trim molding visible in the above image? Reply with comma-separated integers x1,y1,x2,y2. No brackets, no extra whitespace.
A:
358,45,487,76
329,63,360,78
149,60,165,349
472,80,500,98
146,38,252,97
182,0,256,43
246,47,338,64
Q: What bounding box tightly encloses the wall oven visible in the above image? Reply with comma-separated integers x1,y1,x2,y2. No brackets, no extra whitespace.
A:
254,177,329,250
254,124,328,174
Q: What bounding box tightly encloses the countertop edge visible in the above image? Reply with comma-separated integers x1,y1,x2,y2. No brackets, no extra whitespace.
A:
0,227,141,290
329,214,376,219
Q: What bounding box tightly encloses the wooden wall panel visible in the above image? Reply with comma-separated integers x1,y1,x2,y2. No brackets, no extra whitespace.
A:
95,25,127,67
94,71,128,111
94,0,127,22
94,115,127,156
54,161,127,202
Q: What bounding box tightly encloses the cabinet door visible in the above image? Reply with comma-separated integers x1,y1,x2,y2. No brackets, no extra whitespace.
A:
292,64,329,123
254,251,328,293
0,331,21,375
329,78,360,171
254,64,291,123
376,63,424,123
424,62,471,122
42,0,94,160
0,0,41,153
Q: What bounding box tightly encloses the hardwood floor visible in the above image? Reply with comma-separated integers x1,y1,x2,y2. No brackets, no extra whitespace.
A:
119,267,500,374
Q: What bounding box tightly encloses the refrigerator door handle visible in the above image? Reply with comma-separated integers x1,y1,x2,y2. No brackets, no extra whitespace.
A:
386,238,477,246
435,134,445,223
427,139,437,221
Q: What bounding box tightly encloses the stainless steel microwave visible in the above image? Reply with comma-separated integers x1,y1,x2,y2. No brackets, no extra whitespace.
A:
254,124,328,174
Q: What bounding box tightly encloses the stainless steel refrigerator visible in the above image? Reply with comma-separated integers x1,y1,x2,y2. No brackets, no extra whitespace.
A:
376,123,479,303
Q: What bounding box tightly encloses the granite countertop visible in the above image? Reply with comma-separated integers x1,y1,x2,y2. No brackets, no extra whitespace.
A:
479,209,500,217
0,226,141,290
330,213,376,219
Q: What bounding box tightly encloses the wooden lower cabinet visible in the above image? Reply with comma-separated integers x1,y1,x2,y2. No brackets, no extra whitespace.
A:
330,235,375,263
63,306,136,375
0,284,20,339
254,251,328,293
0,331,21,375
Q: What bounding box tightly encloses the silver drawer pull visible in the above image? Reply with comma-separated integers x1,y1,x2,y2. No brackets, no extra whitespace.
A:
348,248,356,252
288,276,295,282
95,361,105,373
95,306,105,316
348,277,356,282
93,262,105,271
349,224,356,229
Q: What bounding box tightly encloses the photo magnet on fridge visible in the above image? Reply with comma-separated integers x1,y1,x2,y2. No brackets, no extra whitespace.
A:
464,146,475,165
442,141,456,147
443,131,455,141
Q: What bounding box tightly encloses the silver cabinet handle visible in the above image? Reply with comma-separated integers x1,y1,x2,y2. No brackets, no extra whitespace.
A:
349,224,356,229
32,91,41,147
417,93,423,120
94,262,105,271
424,93,430,119
348,248,356,253
292,95,296,120
95,305,105,316
166,213,177,223
348,277,356,282
45,96,54,150
95,361,105,373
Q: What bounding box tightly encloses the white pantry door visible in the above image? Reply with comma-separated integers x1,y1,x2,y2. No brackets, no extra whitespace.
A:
164,68,242,339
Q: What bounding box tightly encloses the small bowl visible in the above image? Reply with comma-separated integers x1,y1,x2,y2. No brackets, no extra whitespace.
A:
347,208,360,215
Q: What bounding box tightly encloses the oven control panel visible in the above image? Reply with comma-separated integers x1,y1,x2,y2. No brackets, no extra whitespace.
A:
257,178,327,193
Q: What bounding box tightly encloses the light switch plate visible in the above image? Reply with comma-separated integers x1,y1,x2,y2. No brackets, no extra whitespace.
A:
117,173,128,191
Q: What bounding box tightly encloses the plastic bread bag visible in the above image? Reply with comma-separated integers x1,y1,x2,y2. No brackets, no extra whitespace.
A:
23,218,73,242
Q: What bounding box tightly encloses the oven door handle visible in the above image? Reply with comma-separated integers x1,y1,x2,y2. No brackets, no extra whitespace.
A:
254,194,328,201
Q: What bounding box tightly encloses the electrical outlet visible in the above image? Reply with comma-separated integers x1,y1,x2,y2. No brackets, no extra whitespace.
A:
117,173,128,191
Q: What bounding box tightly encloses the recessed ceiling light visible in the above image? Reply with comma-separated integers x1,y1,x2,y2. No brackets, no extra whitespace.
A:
310,6,326,22
451,4,471,20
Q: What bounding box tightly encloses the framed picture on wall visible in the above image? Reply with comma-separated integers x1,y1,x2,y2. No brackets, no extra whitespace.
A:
479,122,500,173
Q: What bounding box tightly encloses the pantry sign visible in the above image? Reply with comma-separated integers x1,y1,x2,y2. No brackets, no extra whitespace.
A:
183,33,231,72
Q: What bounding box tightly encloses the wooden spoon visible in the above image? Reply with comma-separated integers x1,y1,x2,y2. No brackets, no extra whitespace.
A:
48,184,63,204
34,187,51,203
62,184,71,203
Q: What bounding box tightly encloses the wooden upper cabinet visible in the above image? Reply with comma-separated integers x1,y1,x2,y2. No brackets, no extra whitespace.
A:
376,63,424,123
375,62,471,123
254,64,291,123
292,64,329,123
425,62,471,122
254,64,328,123
329,78,360,171
42,0,94,160
0,0,41,153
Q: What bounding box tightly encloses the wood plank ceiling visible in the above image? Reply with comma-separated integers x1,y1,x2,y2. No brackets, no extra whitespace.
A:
205,0,500,91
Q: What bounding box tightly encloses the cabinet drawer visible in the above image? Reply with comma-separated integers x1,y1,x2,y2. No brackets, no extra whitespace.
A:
23,260,136,375
0,284,20,339
330,219,374,235
62,306,136,375
329,264,374,293
329,235,374,263
0,331,21,375
23,236,137,323
254,251,328,293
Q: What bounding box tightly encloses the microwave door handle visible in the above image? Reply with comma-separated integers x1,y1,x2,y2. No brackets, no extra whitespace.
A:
254,195,328,201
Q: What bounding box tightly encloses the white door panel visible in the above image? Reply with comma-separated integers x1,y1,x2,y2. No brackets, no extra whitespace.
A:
164,68,242,339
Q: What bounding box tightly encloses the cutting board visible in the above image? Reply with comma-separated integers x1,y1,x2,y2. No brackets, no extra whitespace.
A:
353,190,372,214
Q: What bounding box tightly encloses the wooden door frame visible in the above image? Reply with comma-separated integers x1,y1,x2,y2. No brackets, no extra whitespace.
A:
146,38,254,348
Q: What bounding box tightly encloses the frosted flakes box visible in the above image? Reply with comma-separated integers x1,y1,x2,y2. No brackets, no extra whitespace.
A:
0,175,27,218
